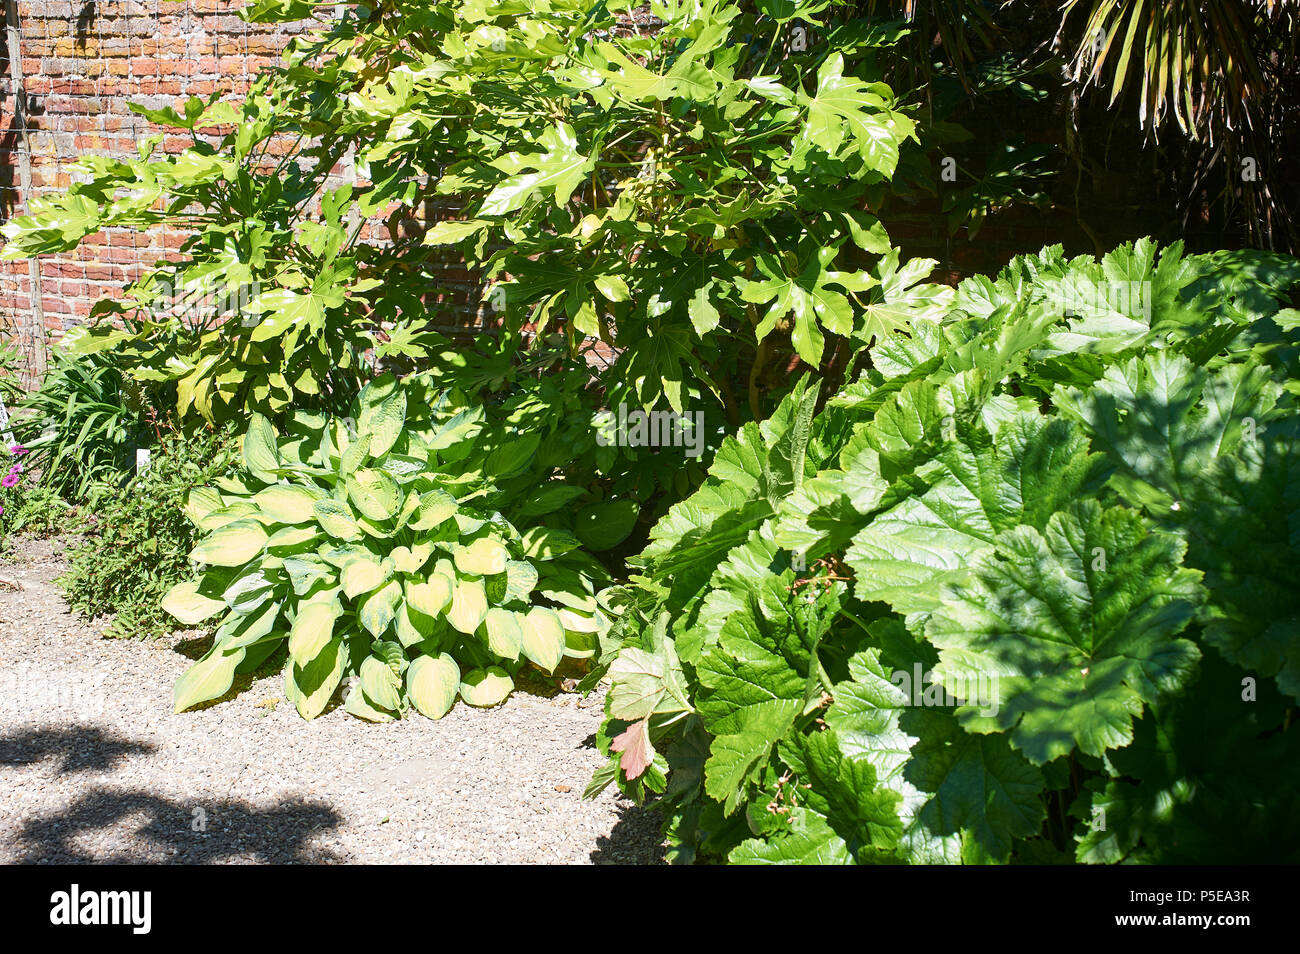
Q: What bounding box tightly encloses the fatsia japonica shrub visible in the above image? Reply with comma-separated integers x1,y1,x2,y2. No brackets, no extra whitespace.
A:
589,238,1300,864
0,0,942,432
164,375,613,721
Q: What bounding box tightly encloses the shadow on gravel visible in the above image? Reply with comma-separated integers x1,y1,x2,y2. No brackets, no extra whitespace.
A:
0,725,154,774
13,789,344,864
1,725,344,863
590,804,666,865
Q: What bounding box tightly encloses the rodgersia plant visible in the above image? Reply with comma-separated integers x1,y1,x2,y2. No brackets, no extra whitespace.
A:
165,374,611,720
590,239,1300,865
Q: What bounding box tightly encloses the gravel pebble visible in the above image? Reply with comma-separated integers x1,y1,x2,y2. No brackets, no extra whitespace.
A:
0,537,664,864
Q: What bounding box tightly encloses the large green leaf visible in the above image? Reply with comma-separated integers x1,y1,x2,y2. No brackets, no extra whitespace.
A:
845,413,1108,618
1183,417,1300,701
827,640,1044,864
740,246,874,366
480,123,592,216
797,52,913,173
926,502,1204,764
1055,351,1282,510
695,577,837,813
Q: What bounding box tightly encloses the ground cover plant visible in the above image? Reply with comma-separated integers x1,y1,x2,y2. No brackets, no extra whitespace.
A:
0,441,75,546
59,424,241,640
590,238,1300,864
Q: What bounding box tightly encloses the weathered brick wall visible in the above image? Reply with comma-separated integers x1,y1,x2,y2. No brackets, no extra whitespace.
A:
0,0,324,381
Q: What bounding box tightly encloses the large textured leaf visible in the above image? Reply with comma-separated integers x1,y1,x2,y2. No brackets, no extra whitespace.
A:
730,810,855,865
899,710,1044,863
695,577,837,813
773,434,889,558
1076,653,1300,864
606,614,692,720
341,556,386,599
357,373,407,458
777,728,903,859
483,607,523,660
846,413,1108,618
827,642,1044,863
242,414,280,477
1055,351,1282,510
1184,417,1300,700
926,501,1204,764
639,379,820,604
406,574,452,618
359,579,402,637
288,600,340,667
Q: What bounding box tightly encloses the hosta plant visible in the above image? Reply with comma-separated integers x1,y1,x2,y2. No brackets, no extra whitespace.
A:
164,374,611,720
590,238,1300,864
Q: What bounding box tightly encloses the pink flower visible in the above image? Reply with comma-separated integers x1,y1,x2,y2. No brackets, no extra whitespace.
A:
8,444,26,455
1,473,18,488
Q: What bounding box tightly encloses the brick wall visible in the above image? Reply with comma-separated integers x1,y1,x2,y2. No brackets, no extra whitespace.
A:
0,0,325,381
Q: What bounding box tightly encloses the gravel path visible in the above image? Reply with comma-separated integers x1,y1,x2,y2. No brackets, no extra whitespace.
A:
0,537,663,864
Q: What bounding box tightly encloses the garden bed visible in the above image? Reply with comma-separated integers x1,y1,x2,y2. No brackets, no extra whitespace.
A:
0,535,662,864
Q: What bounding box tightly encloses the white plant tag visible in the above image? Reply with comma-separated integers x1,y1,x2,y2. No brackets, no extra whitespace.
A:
0,397,14,446
136,447,151,475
